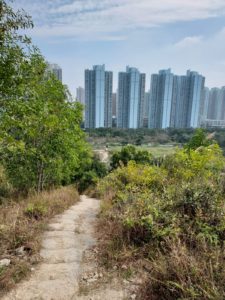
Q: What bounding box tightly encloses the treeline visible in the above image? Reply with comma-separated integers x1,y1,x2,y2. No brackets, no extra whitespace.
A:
86,127,225,150
0,1,103,196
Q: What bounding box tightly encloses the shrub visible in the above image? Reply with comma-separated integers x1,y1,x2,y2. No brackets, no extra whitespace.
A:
98,143,225,299
24,202,48,220
110,145,153,170
185,128,214,151
75,155,108,192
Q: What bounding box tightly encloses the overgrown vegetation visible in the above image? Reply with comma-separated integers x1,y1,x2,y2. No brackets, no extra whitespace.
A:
0,1,99,294
98,130,225,299
0,186,79,294
74,154,108,192
0,0,92,193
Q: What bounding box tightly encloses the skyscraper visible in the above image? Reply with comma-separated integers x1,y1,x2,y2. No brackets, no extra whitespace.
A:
149,69,174,129
112,93,117,117
206,87,225,121
143,91,150,128
199,87,210,126
84,65,113,129
76,87,85,120
76,87,85,105
138,73,146,128
47,63,62,82
170,76,188,128
220,87,225,120
117,66,145,129
207,88,222,120
104,71,113,128
186,70,205,128
149,69,205,129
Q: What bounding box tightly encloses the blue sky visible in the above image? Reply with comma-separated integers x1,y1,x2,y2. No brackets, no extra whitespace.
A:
13,0,225,96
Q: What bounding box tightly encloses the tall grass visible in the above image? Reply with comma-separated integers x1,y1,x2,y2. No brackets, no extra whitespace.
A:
0,186,79,294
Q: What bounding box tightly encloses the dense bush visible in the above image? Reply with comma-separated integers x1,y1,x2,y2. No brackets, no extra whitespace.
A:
75,154,108,192
98,143,225,299
110,145,153,170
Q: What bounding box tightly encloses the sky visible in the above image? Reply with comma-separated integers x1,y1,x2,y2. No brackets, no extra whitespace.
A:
13,0,225,96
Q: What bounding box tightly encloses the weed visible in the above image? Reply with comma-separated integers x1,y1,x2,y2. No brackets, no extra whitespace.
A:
0,186,79,295
24,202,48,220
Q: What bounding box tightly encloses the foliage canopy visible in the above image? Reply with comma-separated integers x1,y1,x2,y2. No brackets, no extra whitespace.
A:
0,1,91,192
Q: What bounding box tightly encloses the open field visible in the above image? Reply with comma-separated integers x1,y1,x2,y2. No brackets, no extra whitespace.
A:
108,144,177,157
93,143,177,159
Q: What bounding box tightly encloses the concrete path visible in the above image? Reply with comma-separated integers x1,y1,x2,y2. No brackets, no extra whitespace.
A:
3,195,99,300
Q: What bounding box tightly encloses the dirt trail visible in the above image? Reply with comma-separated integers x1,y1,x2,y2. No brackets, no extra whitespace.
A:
94,150,109,163
2,195,128,300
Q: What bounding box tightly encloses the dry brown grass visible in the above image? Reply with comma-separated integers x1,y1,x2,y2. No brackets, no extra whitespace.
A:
138,239,225,300
0,186,79,295
97,216,225,300
97,192,225,300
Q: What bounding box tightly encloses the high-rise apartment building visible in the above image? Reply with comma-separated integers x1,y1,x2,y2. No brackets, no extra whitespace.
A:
76,87,85,104
149,69,173,129
186,70,205,128
117,67,145,129
76,87,85,120
170,75,189,128
207,88,222,120
47,63,62,82
104,71,113,128
138,73,146,128
199,87,210,126
84,65,113,128
205,87,225,121
112,93,117,117
220,87,225,120
200,86,225,128
143,91,150,128
149,69,205,129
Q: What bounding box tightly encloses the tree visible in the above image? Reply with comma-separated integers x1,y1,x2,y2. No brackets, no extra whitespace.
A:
0,52,91,192
0,1,91,192
0,0,33,99
185,129,214,151
110,145,153,170
75,154,108,192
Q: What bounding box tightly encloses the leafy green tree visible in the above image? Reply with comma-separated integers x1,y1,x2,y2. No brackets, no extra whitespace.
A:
0,53,90,192
184,129,214,151
0,1,91,192
110,145,153,169
0,0,33,98
75,154,108,192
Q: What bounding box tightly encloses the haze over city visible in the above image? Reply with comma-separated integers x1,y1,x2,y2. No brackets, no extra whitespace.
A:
13,0,225,95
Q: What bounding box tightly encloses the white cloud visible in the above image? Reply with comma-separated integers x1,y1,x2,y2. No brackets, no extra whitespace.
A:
13,0,225,39
164,27,225,87
173,27,225,53
174,36,203,48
